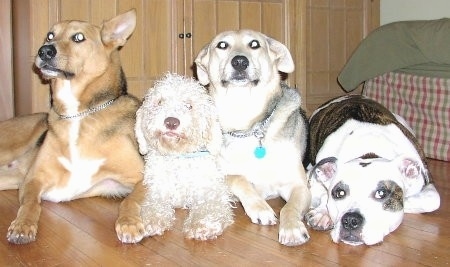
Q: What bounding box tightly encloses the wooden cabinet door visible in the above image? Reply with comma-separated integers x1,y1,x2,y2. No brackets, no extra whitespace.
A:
304,0,379,112
0,0,13,120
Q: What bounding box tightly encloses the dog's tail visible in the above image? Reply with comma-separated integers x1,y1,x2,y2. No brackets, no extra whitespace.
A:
0,113,48,189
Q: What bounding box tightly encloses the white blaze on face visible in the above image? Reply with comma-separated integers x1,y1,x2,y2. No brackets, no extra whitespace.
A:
327,160,405,245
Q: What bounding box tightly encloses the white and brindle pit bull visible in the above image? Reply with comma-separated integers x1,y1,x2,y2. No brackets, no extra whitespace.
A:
305,95,440,246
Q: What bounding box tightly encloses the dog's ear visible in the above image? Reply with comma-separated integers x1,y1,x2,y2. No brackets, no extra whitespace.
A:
397,155,441,213
135,108,149,155
194,45,211,85
396,156,421,179
101,9,137,48
267,37,295,73
310,157,337,184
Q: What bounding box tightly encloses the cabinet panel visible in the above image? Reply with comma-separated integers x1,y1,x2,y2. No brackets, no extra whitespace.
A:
191,1,217,71
141,1,173,77
305,0,379,113
217,1,239,31
261,2,284,41
60,0,90,21
90,0,116,24
0,0,13,120
240,2,262,30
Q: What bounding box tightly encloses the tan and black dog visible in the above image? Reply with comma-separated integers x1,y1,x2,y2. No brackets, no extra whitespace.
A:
193,30,310,246
0,9,144,244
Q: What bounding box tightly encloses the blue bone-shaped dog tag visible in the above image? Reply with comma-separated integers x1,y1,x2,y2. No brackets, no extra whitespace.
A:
254,130,266,159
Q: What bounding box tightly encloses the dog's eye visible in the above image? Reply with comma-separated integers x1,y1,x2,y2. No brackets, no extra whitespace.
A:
216,41,228,49
374,189,388,199
249,40,260,49
46,32,55,42
333,188,346,199
331,182,348,200
72,33,85,43
185,103,193,110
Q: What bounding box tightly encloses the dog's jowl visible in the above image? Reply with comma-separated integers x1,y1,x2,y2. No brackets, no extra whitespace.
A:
1,9,144,244
195,29,311,246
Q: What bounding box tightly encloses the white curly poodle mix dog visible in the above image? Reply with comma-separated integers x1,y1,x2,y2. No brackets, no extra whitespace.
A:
134,73,233,241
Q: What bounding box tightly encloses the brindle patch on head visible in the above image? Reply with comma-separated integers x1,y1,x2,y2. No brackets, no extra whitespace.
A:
373,180,404,212
360,153,380,159
359,162,371,167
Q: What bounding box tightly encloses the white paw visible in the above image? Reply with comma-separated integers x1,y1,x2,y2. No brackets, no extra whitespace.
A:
145,224,166,237
185,221,224,240
279,222,310,246
244,200,277,225
305,208,334,231
115,216,145,243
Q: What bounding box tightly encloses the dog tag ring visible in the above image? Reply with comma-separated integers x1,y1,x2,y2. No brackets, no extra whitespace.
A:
254,130,266,159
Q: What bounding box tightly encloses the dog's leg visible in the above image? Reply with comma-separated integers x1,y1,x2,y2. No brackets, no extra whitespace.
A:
304,204,333,231
183,194,234,240
278,183,311,246
7,179,43,244
304,177,334,231
227,174,277,225
141,199,175,237
0,113,47,190
404,183,441,213
115,180,146,243
0,113,47,165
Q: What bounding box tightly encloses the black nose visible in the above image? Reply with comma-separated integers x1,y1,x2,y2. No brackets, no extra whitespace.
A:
341,212,365,231
164,117,180,130
38,45,57,61
231,55,249,71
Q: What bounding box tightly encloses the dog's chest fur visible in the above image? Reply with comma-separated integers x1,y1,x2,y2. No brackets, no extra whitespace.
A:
220,86,307,198
42,81,106,201
143,154,224,207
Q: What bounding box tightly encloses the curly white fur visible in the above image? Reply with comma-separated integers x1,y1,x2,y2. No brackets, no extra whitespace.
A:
135,73,233,240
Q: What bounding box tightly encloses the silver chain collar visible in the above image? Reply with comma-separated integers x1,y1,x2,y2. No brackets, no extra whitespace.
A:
224,108,275,140
58,97,118,120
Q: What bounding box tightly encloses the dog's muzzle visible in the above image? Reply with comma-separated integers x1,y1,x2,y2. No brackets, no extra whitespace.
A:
231,55,249,71
37,44,74,79
222,55,259,86
339,211,365,245
38,45,57,61
164,117,180,130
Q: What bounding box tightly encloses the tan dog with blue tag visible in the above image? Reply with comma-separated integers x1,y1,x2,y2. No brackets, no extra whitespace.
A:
195,30,310,246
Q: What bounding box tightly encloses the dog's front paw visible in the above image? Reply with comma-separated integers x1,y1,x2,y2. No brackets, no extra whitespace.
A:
115,216,145,243
279,222,310,246
184,221,225,240
140,205,175,237
305,208,334,231
7,220,38,244
244,200,277,225
144,223,167,237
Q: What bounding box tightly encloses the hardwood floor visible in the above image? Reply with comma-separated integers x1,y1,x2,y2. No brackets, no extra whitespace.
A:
0,159,448,266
